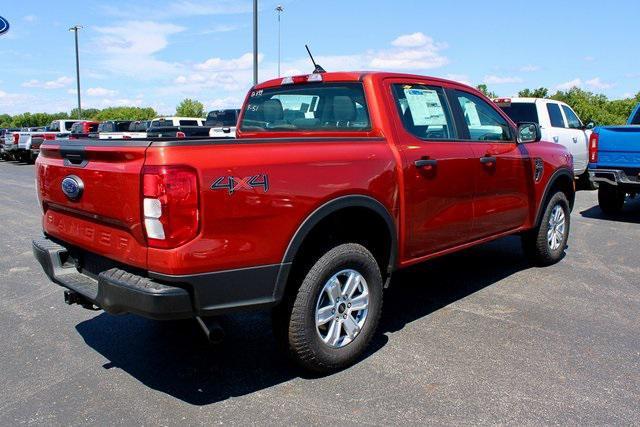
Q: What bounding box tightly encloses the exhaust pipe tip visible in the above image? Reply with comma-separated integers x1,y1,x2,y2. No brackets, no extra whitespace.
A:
196,316,225,344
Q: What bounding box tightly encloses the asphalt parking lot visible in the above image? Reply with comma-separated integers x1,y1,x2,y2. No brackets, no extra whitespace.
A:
0,160,638,425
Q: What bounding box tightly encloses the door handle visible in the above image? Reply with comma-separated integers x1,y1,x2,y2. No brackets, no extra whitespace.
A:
480,156,497,165
572,137,578,143
414,159,438,169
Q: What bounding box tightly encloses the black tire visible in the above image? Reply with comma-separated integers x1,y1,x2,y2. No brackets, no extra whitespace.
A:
522,191,570,266
598,184,625,214
275,243,383,373
576,172,596,191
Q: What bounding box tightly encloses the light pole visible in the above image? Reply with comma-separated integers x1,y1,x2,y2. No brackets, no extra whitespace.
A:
69,25,83,118
275,5,284,77
253,0,258,85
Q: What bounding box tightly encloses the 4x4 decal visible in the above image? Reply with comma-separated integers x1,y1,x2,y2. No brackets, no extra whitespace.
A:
211,174,269,194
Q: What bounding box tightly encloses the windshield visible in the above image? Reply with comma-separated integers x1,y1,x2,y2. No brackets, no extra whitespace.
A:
631,107,640,125
240,82,371,132
499,103,539,124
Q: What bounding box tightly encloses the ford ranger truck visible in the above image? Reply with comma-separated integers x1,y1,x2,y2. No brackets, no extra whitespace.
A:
588,102,640,213
33,72,575,373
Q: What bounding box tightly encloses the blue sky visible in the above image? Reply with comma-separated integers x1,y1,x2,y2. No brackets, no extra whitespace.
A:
0,0,638,115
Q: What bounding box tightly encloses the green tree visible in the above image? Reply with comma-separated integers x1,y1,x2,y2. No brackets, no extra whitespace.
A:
476,84,498,99
518,87,549,98
175,98,205,117
92,107,157,121
70,107,101,120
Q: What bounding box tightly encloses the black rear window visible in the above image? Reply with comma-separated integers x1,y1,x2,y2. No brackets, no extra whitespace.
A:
206,109,239,127
499,103,539,124
115,121,133,131
240,82,370,132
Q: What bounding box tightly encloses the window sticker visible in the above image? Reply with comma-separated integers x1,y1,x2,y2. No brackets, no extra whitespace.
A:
404,88,447,126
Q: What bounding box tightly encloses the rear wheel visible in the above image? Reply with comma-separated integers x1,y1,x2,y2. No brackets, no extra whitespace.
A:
522,191,570,266
598,184,625,214
274,243,383,373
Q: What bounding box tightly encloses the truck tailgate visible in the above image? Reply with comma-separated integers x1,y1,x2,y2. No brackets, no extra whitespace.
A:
36,140,152,269
597,126,640,168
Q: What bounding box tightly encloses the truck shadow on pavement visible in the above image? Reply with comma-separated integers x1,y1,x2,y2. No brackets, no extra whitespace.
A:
76,236,532,406
580,197,640,224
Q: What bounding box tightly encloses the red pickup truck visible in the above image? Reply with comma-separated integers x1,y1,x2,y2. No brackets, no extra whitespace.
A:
33,72,574,372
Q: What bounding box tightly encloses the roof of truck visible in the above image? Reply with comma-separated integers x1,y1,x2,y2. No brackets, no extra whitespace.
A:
253,71,478,92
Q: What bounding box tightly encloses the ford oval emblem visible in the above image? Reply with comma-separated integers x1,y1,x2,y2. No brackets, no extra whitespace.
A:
61,175,84,201
0,17,9,36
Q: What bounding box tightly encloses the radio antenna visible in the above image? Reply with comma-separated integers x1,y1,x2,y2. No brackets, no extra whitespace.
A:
305,44,326,74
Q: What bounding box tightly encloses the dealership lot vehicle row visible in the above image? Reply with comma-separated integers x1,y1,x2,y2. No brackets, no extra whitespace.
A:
0,161,638,424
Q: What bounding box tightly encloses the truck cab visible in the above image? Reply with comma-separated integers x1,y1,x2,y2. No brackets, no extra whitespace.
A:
495,98,590,182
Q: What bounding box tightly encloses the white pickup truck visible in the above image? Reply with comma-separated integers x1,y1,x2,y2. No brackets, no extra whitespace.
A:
205,109,240,138
12,120,82,162
97,120,150,140
494,98,592,185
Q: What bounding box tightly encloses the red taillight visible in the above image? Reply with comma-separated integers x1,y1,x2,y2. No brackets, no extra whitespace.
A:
122,135,132,139
176,131,186,139
589,132,599,163
43,134,56,140
12,133,19,144
142,165,200,249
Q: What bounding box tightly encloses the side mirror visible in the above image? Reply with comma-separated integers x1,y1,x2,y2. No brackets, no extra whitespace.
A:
585,122,595,130
517,122,541,143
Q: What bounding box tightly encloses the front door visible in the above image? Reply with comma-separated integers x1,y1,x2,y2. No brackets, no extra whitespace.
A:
449,89,530,239
387,80,477,260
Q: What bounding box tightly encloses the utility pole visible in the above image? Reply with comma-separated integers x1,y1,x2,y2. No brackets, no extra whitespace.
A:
69,25,83,118
275,5,284,77
253,0,258,85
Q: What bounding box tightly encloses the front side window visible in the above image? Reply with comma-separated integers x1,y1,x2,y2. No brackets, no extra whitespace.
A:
240,83,370,132
454,91,512,141
561,105,582,129
547,103,566,128
392,84,456,140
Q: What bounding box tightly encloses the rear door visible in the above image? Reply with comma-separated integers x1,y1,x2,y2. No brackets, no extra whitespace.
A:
386,79,476,259
36,139,152,268
449,90,530,239
560,104,588,174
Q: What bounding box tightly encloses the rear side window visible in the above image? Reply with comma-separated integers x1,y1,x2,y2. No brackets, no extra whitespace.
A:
561,105,582,129
547,103,565,128
240,83,370,131
392,84,456,140
499,103,539,124
454,91,513,141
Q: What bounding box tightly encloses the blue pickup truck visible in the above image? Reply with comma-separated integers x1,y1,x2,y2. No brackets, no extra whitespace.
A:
588,103,640,213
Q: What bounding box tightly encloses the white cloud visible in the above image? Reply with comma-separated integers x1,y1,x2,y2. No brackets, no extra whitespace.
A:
585,77,614,90
483,75,523,84
195,52,261,72
102,0,251,19
556,78,582,90
391,32,429,48
21,76,73,89
86,87,118,97
23,15,37,22
370,33,448,69
520,65,540,72
207,95,244,110
93,21,185,78
444,74,471,85
199,24,241,35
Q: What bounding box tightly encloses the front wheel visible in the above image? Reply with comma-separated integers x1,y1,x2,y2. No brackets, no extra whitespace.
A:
522,192,570,266
275,243,383,373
